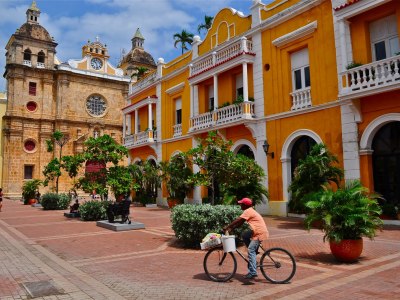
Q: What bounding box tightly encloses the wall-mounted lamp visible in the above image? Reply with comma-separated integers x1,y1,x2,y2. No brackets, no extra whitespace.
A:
262,140,274,159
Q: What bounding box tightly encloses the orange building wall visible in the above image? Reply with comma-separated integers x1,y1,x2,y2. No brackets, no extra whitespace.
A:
266,106,343,200
350,2,400,64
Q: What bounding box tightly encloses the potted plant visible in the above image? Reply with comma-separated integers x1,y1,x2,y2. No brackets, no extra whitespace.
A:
304,180,383,262
22,179,42,205
160,153,193,208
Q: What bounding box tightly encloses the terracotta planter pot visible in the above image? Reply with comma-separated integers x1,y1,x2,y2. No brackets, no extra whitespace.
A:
28,199,36,205
167,198,180,209
329,239,363,263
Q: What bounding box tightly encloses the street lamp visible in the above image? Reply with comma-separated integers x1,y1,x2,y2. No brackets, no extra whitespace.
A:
262,140,274,159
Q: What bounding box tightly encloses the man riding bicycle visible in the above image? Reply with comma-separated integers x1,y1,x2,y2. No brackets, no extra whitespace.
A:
223,197,269,279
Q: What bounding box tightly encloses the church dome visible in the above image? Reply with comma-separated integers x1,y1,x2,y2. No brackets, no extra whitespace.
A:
121,48,156,67
16,22,53,42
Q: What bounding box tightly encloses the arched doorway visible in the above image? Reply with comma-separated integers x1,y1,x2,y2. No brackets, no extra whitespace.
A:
237,145,255,159
372,122,400,207
290,136,316,179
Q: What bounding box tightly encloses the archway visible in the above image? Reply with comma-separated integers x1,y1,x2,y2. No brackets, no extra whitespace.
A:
372,121,400,207
281,129,322,202
236,145,255,159
290,136,317,180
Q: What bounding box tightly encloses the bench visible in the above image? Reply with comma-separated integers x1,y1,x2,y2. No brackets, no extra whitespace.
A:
107,199,131,224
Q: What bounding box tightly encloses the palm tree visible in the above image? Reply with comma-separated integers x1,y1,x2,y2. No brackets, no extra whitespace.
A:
173,30,194,55
198,15,214,34
132,66,148,80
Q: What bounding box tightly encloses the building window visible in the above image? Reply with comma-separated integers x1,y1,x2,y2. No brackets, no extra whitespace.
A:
208,86,214,111
23,49,32,61
24,165,34,180
370,15,399,61
29,82,37,96
37,51,45,63
175,98,182,125
236,74,243,98
86,95,107,116
24,139,36,152
26,101,37,112
291,48,310,91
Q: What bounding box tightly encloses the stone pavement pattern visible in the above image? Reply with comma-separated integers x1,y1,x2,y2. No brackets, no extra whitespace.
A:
0,199,399,300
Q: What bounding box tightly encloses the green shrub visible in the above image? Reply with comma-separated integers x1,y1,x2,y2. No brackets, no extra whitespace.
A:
171,204,248,248
41,193,70,210
79,200,111,221
22,179,42,204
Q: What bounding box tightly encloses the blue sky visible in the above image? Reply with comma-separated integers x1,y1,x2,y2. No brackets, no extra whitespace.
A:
0,0,273,91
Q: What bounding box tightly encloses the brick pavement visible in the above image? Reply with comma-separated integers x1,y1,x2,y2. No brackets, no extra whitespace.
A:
0,198,399,300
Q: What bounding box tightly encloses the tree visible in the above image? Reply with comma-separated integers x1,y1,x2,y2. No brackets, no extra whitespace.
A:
43,130,70,193
173,30,194,54
198,15,213,34
132,66,149,80
76,135,129,199
131,160,161,205
187,131,268,206
288,143,344,214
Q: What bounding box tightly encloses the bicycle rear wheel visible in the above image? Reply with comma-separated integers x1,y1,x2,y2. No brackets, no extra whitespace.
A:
260,247,296,283
203,247,237,282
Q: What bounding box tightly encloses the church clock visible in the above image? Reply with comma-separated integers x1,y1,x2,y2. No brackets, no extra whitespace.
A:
91,58,103,70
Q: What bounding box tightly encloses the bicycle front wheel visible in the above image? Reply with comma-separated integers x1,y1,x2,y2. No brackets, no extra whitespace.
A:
203,247,237,282
260,247,296,283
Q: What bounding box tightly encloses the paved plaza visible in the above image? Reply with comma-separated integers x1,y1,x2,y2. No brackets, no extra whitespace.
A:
0,198,399,300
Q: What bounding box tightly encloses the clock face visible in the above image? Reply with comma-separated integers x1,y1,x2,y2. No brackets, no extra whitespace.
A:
91,58,103,70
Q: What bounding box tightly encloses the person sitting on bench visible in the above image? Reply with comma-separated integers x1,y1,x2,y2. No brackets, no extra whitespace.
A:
107,198,131,224
70,199,80,213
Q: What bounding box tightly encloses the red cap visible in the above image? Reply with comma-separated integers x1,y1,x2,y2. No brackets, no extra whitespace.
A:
238,198,252,206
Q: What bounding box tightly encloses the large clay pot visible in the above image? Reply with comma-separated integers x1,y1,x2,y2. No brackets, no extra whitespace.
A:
28,199,36,205
167,198,180,209
329,239,363,263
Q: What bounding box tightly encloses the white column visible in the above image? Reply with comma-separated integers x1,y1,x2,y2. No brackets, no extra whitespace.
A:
134,110,138,134
213,75,218,110
148,102,153,130
122,114,126,138
339,20,349,71
194,85,199,116
192,138,202,204
190,84,194,118
243,62,249,102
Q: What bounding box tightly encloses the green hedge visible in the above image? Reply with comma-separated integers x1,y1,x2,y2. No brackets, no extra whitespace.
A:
41,193,70,210
79,200,111,221
171,204,248,248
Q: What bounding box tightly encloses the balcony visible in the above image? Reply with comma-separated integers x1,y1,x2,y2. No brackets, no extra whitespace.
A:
339,55,400,100
291,87,312,110
129,72,157,95
189,37,254,79
124,130,157,149
189,102,255,132
23,60,32,67
173,124,182,137
37,62,45,68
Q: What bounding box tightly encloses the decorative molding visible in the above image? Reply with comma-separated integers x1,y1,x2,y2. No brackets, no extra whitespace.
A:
272,21,317,47
231,139,256,155
166,82,185,95
263,0,289,11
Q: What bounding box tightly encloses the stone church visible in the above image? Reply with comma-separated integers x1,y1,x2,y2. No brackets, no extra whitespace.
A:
2,1,156,198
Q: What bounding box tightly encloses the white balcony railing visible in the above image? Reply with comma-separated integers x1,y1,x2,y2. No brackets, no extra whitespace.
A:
190,37,254,77
189,102,255,132
124,130,157,148
290,87,312,110
173,124,182,137
23,60,32,67
129,72,157,95
339,55,400,97
37,62,45,68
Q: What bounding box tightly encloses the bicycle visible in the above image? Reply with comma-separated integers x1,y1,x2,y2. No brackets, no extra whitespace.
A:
203,235,296,283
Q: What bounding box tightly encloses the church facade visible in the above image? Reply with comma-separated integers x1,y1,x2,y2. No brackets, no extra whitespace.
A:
2,2,133,198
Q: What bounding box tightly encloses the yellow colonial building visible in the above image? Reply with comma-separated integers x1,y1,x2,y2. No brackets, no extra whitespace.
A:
124,0,399,215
